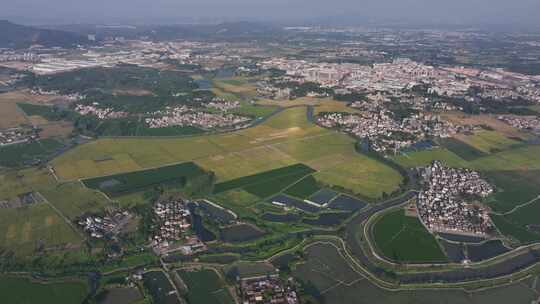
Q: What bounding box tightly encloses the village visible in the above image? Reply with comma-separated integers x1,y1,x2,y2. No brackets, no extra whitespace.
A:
316,109,456,154
150,198,207,256
0,127,40,146
498,115,540,134
145,106,251,130
416,161,494,236
238,275,299,304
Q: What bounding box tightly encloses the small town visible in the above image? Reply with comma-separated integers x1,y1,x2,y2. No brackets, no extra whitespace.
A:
416,161,494,236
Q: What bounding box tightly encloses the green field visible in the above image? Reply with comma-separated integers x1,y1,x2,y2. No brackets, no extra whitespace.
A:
284,175,321,199
457,131,521,154
490,214,540,244
0,276,88,304
52,107,403,200
178,269,234,304
83,162,208,197
372,209,447,263
0,138,65,167
392,148,469,169
178,269,232,303
0,203,82,255
439,138,488,161
470,145,540,171
295,243,537,304
213,163,315,194
484,170,540,213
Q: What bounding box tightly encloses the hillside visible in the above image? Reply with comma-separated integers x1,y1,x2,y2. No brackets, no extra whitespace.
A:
0,20,89,48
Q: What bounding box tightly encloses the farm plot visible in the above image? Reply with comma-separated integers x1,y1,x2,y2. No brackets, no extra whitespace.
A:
284,175,321,199
97,287,143,304
372,209,447,263
0,276,88,304
294,243,364,293
484,170,540,213
490,214,540,244
455,130,521,154
177,269,234,304
470,145,540,171
196,200,236,224
0,203,82,255
318,273,537,304
392,148,469,169
143,271,181,304
219,223,266,243
439,138,488,161
313,155,403,200
52,107,404,199
213,163,315,196
327,194,367,211
82,162,207,197
0,138,65,168
490,197,540,244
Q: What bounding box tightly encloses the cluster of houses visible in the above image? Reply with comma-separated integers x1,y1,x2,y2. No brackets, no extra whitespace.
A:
78,211,132,240
150,199,192,250
30,88,85,101
317,110,455,154
75,103,128,120
239,276,299,304
205,99,240,112
0,127,39,146
416,161,494,236
498,115,540,133
145,106,251,130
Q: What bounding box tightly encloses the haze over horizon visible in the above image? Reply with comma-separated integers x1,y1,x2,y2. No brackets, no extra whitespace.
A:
2,0,540,27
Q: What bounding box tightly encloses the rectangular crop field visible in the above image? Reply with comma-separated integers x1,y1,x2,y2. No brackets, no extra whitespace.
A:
439,138,487,161
178,269,234,304
213,163,315,195
0,276,88,304
284,175,321,199
82,162,207,197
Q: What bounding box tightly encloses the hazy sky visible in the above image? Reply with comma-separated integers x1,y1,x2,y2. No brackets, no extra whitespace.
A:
2,0,540,25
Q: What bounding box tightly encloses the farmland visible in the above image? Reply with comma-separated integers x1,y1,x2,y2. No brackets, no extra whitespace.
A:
54,107,403,200
295,242,538,304
284,175,321,199
143,271,181,304
0,138,65,167
454,130,521,154
372,209,447,263
0,276,88,304
82,162,209,197
213,163,315,195
177,269,234,304
0,203,82,255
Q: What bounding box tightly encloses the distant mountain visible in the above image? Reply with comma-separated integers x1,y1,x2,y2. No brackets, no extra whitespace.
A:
47,21,285,41
150,21,285,40
0,20,89,48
